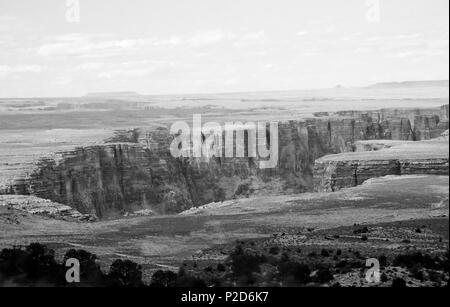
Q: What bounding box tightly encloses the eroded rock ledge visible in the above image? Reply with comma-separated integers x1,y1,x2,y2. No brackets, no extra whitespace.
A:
0,195,92,221
313,138,449,192
1,105,448,218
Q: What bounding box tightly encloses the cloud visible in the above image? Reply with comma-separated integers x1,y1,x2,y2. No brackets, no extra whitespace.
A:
0,16,17,22
187,30,236,46
386,49,447,59
233,31,267,47
0,65,44,77
37,33,182,58
38,36,149,57
90,60,177,79
365,33,422,42
38,30,267,58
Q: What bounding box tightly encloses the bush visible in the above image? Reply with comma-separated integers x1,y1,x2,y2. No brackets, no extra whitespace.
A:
235,183,251,196
321,249,330,257
64,249,105,286
229,245,266,284
268,246,280,255
176,275,207,287
278,262,311,285
378,255,388,268
353,226,369,234
0,243,64,286
410,265,425,282
217,263,226,272
107,259,144,287
314,267,334,284
393,252,445,271
150,270,177,287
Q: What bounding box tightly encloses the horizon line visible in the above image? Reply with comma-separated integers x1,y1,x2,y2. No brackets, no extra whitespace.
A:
0,79,448,100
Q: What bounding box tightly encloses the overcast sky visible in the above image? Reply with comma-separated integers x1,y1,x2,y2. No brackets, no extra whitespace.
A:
0,0,448,97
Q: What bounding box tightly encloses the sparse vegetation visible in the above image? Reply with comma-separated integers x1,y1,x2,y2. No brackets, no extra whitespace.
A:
0,243,206,287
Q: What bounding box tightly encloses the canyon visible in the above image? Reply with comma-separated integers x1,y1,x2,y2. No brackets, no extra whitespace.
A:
0,104,448,219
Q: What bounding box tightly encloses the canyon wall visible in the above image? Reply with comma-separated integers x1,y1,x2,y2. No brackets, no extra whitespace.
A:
1,105,448,218
314,155,449,192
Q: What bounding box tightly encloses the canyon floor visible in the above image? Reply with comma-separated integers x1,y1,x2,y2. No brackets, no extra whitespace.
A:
1,174,448,285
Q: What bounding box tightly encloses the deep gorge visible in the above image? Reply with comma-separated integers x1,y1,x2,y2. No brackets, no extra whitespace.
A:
2,105,449,219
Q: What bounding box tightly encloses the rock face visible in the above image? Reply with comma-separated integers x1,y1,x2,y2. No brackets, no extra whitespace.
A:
313,139,449,192
0,195,90,221
1,105,448,218
4,143,194,219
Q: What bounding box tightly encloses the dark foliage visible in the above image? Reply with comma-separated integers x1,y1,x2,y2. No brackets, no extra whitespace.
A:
321,249,330,257
107,259,144,287
150,270,177,287
314,267,334,283
268,246,280,255
277,261,311,285
0,243,64,286
0,243,207,287
393,252,448,271
64,249,105,286
229,245,266,284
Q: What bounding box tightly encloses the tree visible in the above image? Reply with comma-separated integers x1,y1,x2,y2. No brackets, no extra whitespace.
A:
107,259,144,287
150,270,177,287
64,249,105,286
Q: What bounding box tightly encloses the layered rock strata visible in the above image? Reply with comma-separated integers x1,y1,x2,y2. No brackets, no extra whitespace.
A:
0,195,90,221
314,139,449,192
1,105,448,218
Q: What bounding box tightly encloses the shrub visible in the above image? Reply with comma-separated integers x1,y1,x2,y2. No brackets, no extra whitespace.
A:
0,243,64,286
229,245,266,284
410,265,425,282
176,275,207,287
64,249,105,286
378,255,388,268
354,226,369,234
393,252,445,271
269,246,280,255
314,267,334,284
150,270,177,287
321,249,330,257
277,262,311,285
107,259,144,287
235,183,251,196
217,263,226,272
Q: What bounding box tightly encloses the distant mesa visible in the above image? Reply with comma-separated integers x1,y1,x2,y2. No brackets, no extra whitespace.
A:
85,91,142,98
367,80,449,89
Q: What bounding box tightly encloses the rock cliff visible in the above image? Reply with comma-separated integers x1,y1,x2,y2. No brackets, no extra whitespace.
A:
1,105,448,218
313,139,449,192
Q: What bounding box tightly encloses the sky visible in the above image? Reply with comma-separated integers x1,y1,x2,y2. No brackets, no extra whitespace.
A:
0,0,448,97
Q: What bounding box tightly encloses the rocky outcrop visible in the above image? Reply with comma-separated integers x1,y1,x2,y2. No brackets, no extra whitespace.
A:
414,115,449,140
314,139,449,192
6,143,194,219
1,105,448,218
0,195,91,221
